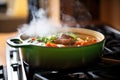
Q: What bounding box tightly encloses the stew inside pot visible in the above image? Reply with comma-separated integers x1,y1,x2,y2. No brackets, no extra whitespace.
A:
23,32,98,47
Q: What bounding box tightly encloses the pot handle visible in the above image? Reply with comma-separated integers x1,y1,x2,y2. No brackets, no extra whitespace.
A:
7,38,28,47
102,57,120,64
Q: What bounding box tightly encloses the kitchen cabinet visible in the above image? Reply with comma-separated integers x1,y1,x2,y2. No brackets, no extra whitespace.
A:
61,0,120,30
100,0,120,31
0,0,28,32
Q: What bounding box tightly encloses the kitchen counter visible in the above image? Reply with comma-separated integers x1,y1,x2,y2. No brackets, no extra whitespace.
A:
0,32,17,66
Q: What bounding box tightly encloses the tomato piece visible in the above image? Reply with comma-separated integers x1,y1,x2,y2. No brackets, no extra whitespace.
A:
32,37,36,41
81,40,88,46
74,40,89,46
74,41,82,45
92,39,97,43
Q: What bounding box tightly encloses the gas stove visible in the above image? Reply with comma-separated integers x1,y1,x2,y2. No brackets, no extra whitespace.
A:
1,25,120,80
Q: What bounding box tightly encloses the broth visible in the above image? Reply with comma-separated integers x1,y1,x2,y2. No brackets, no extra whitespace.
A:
26,32,98,47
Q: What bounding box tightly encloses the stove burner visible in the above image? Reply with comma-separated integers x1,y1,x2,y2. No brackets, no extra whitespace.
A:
33,71,94,80
24,62,120,80
23,60,120,80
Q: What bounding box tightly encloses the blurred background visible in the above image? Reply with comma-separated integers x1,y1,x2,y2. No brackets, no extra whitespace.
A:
0,0,120,65
0,0,120,32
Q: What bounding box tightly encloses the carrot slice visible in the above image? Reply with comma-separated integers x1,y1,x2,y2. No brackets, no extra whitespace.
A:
46,42,57,47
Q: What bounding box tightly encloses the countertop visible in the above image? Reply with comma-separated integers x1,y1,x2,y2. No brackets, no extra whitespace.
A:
0,32,17,66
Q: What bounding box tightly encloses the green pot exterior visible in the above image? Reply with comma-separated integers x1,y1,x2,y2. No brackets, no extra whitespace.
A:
7,28,105,70
21,40,105,70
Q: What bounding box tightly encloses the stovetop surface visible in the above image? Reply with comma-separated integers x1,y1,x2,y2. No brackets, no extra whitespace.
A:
27,61,120,80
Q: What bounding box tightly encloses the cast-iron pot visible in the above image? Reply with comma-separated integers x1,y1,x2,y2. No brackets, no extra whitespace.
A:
7,28,105,70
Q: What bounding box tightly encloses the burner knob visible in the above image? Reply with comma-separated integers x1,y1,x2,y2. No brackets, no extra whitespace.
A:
10,51,13,58
10,50,19,59
0,65,4,79
11,63,20,71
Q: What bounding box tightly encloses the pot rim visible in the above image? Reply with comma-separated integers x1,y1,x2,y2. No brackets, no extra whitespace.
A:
7,27,105,48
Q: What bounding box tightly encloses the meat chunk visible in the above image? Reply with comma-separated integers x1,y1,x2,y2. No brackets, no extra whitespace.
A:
54,34,75,45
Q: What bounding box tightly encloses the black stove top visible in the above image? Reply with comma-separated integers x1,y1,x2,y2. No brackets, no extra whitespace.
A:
26,60,120,80
1,25,120,80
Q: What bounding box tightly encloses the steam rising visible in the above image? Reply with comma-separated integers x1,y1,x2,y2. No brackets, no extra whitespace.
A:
18,9,62,37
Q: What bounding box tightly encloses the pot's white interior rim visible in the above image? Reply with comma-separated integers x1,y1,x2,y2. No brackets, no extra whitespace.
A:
59,27,105,42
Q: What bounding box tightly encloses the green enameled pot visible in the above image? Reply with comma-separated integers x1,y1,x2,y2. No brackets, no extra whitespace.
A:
7,28,105,70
